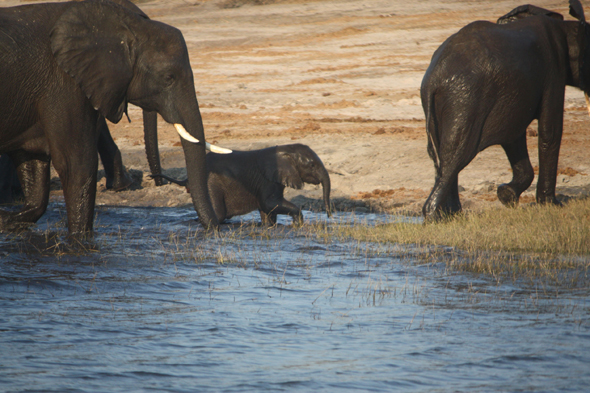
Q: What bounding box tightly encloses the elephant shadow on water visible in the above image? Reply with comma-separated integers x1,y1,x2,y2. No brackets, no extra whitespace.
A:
421,0,590,221
0,0,231,239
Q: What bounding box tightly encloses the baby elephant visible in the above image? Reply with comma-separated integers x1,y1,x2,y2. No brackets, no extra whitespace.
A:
155,144,331,225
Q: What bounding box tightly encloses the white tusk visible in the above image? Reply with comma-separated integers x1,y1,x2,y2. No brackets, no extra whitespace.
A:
174,123,200,143
174,123,232,154
585,93,590,118
205,142,233,154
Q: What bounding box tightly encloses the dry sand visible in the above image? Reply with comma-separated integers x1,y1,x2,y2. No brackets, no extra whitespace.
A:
7,0,590,216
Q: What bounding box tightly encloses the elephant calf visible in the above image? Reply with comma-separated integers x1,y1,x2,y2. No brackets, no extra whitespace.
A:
154,144,331,225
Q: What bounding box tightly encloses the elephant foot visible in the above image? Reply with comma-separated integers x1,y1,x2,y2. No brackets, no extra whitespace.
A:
497,184,520,207
107,169,134,191
536,194,562,207
422,207,461,224
151,173,164,187
422,203,438,223
261,218,276,227
65,232,99,251
0,213,35,233
292,217,304,227
433,212,456,224
422,211,442,224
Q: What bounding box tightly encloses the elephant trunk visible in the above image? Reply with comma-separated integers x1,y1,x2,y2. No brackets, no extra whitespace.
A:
178,108,219,230
319,165,332,217
143,110,163,186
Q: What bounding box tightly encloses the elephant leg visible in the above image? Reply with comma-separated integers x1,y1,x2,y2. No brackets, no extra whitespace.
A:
423,170,460,221
423,137,473,221
0,152,50,231
262,199,303,226
207,184,227,223
259,210,277,226
497,134,534,206
536,106,563,205
422,112,481,221
441,175,461,214
97,117,133,191
53,154,98,236
46,112,99,236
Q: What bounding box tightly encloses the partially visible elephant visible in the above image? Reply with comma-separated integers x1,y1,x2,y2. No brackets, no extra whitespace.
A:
153,144,332,225
0,0,225,235
420,0,590,221
0,115,133,206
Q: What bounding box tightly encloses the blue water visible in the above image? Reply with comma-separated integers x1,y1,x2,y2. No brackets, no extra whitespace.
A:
1,204,589,392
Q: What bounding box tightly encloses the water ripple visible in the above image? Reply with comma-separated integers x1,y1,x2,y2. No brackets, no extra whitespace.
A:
0,205,589,392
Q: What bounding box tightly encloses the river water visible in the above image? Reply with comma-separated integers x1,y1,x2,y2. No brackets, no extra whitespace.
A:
1,204,589,392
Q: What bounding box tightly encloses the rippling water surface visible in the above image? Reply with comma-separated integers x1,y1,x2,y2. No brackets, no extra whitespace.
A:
1,204,589,392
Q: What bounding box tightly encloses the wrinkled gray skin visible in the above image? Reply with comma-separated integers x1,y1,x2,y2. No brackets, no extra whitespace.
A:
0,0,218,236
421,0,590,221
0,1,163,195
154,144,332,225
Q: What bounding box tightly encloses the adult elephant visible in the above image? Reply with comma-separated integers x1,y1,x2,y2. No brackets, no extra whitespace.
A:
152,144,332,225
420,0,589,221
0,0,226,236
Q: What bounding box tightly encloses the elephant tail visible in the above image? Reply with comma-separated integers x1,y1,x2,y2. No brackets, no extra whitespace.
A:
149,174,188,188
424,92,441,176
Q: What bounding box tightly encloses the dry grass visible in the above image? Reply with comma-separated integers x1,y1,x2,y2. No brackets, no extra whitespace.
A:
326,198,590,286
340,199,590,255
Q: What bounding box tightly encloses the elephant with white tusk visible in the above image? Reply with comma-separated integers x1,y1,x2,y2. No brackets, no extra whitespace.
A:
0,0,231,236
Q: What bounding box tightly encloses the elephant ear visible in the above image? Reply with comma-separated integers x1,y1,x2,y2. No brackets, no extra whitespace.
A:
570,0,586,22
50,0,138,123
277,152,304,189
104,0,149,19
497,5,563,24
261,150,304,189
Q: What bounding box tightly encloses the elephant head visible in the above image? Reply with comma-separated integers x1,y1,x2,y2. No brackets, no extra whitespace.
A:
50,0,225,229
272,144,332,216
497,4,564,24
497,0,590,116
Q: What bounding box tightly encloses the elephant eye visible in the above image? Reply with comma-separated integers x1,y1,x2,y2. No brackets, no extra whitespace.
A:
164,73,175,85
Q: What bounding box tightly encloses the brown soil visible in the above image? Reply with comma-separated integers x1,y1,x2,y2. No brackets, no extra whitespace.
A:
9,0,590,216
